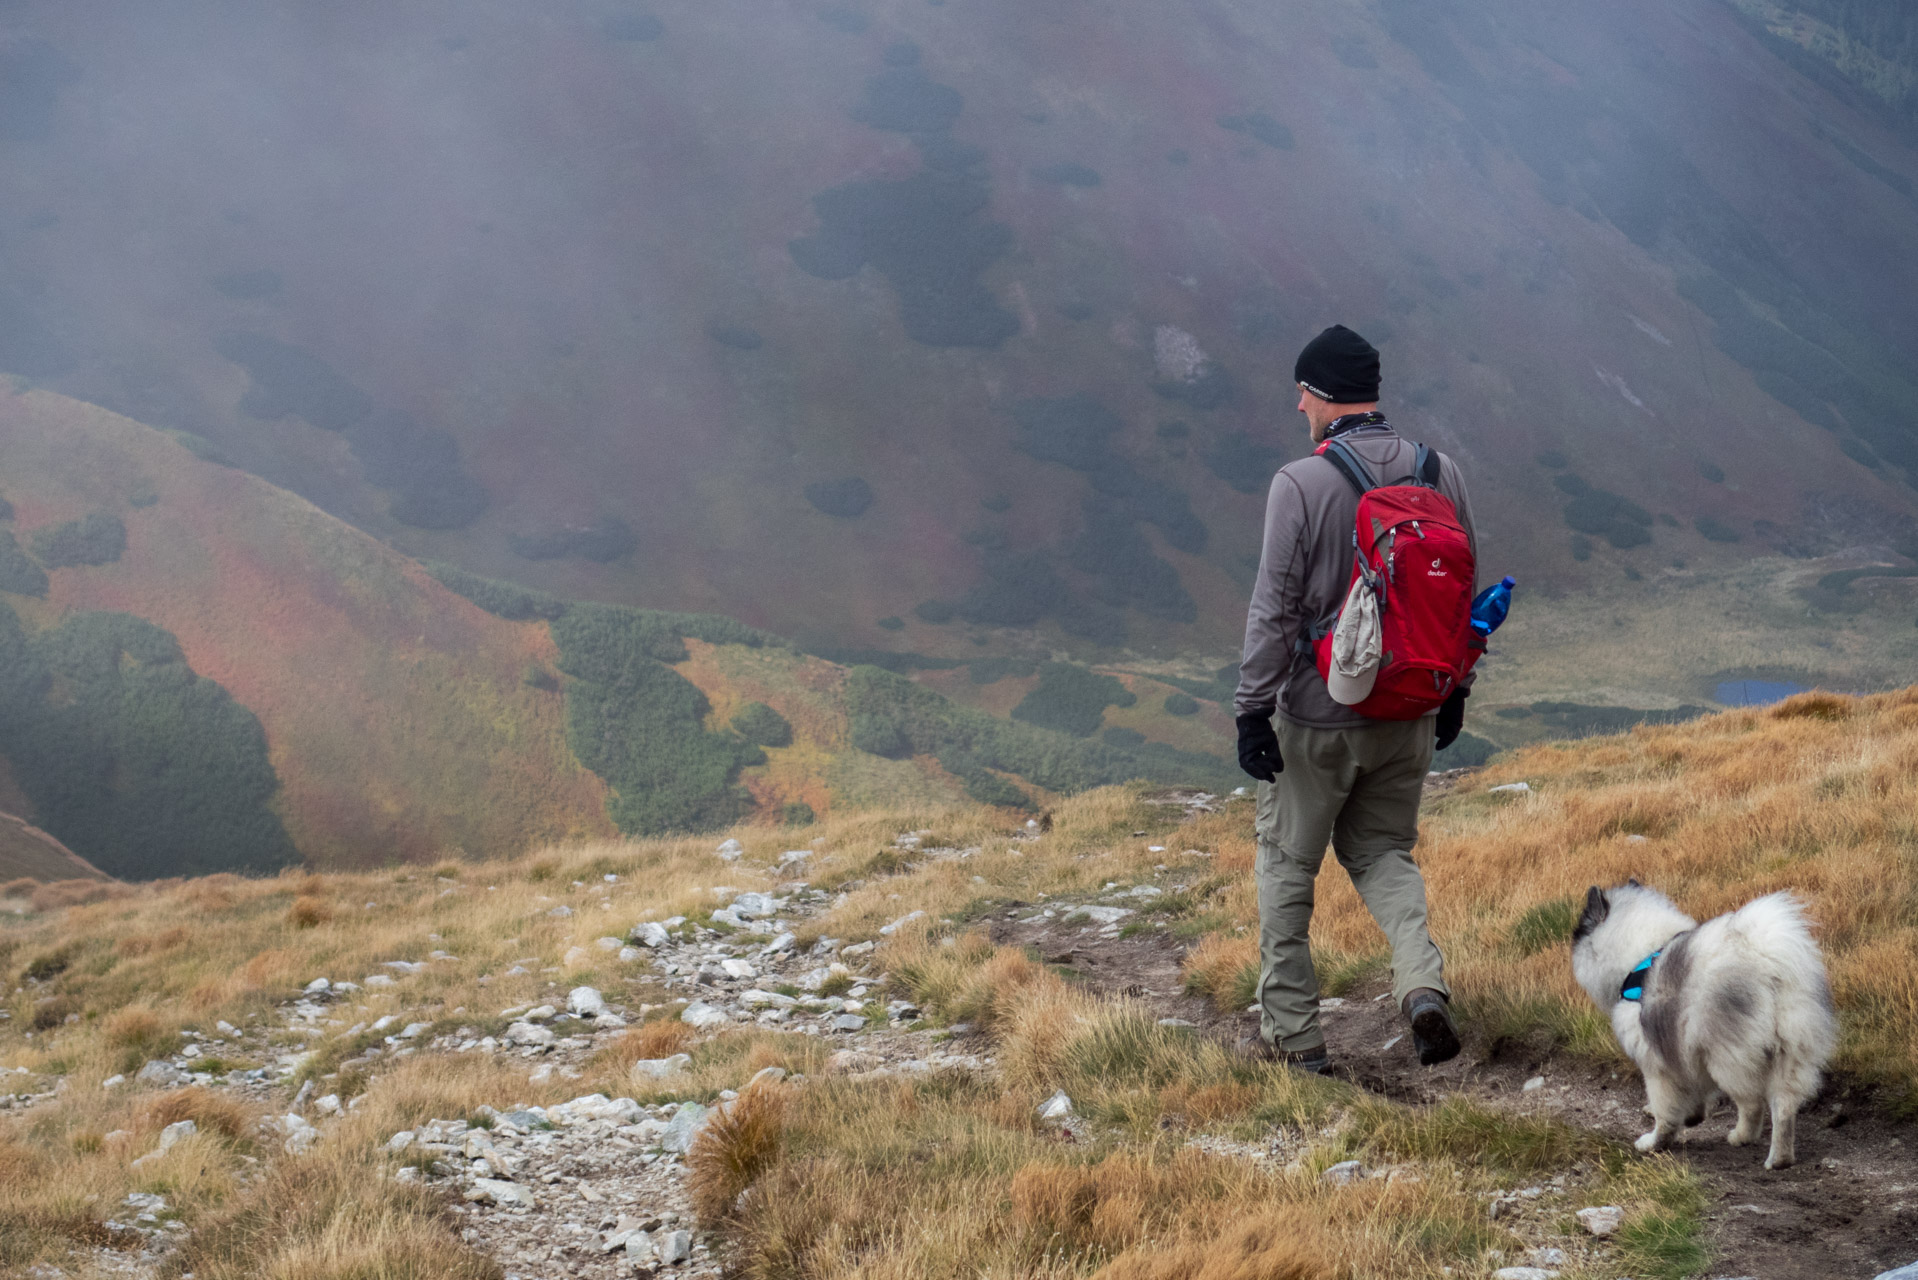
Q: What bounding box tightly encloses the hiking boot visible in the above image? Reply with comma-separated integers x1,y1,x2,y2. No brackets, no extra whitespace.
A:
1403,988,1461,1066
1237,1034,1332,1075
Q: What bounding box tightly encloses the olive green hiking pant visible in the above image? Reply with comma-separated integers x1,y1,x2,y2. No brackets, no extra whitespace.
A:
1254,716,1448,1053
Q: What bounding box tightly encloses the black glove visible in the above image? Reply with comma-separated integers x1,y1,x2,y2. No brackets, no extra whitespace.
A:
1435,687,1468,751
1236,712,1282,782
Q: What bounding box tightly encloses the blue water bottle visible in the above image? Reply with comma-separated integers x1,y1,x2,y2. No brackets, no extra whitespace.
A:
1470,576,1516,636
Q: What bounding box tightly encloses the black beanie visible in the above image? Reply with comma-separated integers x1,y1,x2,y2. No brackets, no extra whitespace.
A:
1294,325,1381,404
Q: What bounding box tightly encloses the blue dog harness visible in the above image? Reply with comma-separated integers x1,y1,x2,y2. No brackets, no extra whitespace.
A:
1620,949,1661,1002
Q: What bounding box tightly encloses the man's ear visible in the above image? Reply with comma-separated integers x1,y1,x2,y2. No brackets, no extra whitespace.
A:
1573,886,1609,943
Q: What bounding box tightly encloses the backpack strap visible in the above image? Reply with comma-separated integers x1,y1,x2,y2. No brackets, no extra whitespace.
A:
1414,443,1440,488
1319,440,1377,497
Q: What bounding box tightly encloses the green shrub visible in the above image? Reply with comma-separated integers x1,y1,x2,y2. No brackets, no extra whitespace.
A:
28,513,125,568
844,666,1231,794
424,562,568,621
522,663,559,691
1010,662,1137,737
551,604,775,835
1562,486,1652,549
731,702,793,748
1571,535,1593,561
1695,459,1724,483
1694,516,1742,544
0,531,48,596
781,802,815,827
876,616,905,631
1432,730,1496,769
0,604,297,879
913,600,955,624
1102,727,1145,748
1163,692,1200,716
968,657,1039,685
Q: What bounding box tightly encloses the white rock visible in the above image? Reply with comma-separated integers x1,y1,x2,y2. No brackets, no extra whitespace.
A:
1491,1269,1555,1280
832,1013,869,1032
741,989,797,1009
465,1178,536,1208
659,1102,712,1153
1128,885,1163,898
383,960,425,973
748,1066,788,1089
1037,1091,1074,1122
397,1022,432,1040
135,1060,189,1088
1321,1160,1365,1185
709,907,745,928
371,1014,399,1032
281,1114,318,1155
681,1001,731,1029
216,1020,238,1036
719,959,757,980
761,931,796,955
1156,1017,1196,1028
658,1229,694,1263
878,910,926,935
524,1004,557,1022
386,1130,416,1151
634,921,672,948
1489,782,1532,794
101,1074,125,1090
716,838,744,861
1531,1248,1566,1266
1575,1205,1623,1236
1522,1076,1545,1092
362,974,397,988
1318,998,1345,1010
840,940,876,958
158,1120,197,1150
313,1093,342,1116
730,891,781,918
305,978,331,994
1075,905,1133,925
568,986,607,1017
630,1054,692,1081
595,936,624,952
547,905,573,918
618,946,644,962
562,946,591,969
505,1022,556,1046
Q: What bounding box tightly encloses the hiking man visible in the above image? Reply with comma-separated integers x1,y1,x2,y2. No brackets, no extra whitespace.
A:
1234,324,1476,1073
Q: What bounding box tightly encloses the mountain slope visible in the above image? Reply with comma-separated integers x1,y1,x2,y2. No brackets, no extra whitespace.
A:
0,384,614,870
3,0,1917,673
0,809,104,885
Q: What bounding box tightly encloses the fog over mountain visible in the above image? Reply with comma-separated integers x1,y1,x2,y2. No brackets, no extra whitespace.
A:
5,0,1918,870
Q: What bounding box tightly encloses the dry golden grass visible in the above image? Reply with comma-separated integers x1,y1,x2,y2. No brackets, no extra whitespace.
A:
689,1078,791,1222
10,689,1913,1275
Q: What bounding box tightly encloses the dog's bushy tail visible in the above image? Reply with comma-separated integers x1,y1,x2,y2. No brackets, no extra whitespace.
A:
1726,892,1837,1105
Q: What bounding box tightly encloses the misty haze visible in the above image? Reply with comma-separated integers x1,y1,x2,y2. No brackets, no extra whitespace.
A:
2,2,1917,1278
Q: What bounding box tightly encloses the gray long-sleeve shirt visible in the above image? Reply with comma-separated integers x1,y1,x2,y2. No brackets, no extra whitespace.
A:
1235,422,1480,729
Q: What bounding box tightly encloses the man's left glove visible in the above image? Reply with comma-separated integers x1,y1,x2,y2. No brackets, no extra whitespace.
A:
1236,712,1282,782
1435,687,1468,751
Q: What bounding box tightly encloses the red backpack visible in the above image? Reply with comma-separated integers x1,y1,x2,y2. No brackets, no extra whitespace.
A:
1306,439,1483,720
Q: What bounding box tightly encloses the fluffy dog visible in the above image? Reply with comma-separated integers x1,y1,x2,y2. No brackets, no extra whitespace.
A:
1571,881,1836,1169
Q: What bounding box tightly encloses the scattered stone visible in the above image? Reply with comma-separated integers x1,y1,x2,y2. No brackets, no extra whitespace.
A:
659,1102,712,1153
596,935,624,951
363,974,397,988
547,905,574,918
827,1050,882,1075
716,838,744,861
386,1130,416,1151
568,986,607,1017
465,1177,536,1208
630,1054,691,1082
100,1074,124,1090
1491,1269,1555,1280
657,1228,694,1263
748,1066,788,1089
761,931,797,955
397,1022,432,1040
1530,1248,1566,1267
305,978,331,993
505,1021,556,1046
1317,998,1345,1010
135,1060,189,1088
1074,905,1133,925
832,1013,869,1032
313,1093,342,1115
680,1001,731,1029
720,959,756,980
1037,1091,1074,1122
1489,782,1532,794
281,1113,319,1155
618,946,644,962
878,910,926,936
1522,1076,1545,1092
1874,1264,1918,1280
1321,1160,1365,1185
158,1119,197,1150
730,891,781,918
1575,1205,1623,1236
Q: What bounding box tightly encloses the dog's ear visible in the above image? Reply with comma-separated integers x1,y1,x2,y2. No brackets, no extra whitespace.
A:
1573,886,1609,943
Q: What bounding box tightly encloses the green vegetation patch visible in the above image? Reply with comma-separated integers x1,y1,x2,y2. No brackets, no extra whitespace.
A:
0,530,48,596
552,604,779,835
422,561,568,621
845,665,1230,794
0,603,297,879
1555,476,1653,549
730,701,793,748
1526,701,1709,737
28,512,125,568
1010,662,1138,737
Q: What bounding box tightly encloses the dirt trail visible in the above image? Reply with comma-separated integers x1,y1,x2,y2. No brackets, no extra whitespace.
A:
987,907,1918,1280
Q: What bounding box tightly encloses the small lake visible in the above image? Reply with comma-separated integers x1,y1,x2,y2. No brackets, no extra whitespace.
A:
1716,679,1804,707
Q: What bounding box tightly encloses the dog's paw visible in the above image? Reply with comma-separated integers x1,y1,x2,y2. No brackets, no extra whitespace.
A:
1727,1129,1754,1147
1634,1131,1661,1153
1764,1152,1794,1171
